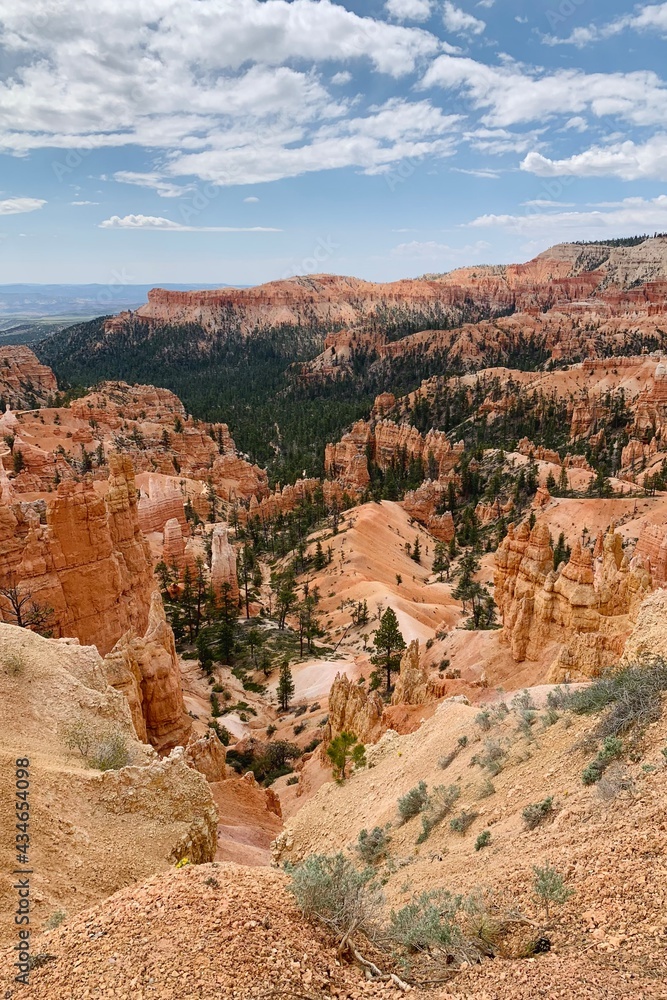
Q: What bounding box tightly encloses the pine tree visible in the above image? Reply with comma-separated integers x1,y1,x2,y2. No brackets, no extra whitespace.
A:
411,536,421,563
326,731,366,782
313,540,326,569
278,660,295,711
371,607,406,695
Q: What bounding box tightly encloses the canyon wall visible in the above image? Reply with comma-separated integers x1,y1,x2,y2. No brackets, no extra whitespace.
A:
105,239,667,338
494,521,652,679
0,345,58,407
0,454,155,655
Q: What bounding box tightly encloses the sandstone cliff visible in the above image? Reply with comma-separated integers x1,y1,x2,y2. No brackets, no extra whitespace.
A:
0,454,155,655
494,521,652,679
326,671,384,744
106,239,667,340
102,591,191,752
0,345,58,407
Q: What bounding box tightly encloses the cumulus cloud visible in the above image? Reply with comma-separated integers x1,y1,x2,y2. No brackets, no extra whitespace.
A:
0,1,458,189
0,197,46,215
422,55,667,128
243,196,260,203
521,135,667,182
99,214,281,231
385,0,433,22
543,2,667,47
442,3,485,36
466,195,667,239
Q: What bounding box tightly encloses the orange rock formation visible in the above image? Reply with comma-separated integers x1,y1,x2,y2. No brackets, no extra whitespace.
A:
494,521,652,679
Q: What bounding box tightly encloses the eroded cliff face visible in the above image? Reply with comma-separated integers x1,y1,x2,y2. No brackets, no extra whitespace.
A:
326,671,384,744
494,522,652,679
0,345,58,408
103,591,191,752
0,454,155,655
210,523,239,604
325,418,464,491
3,379,268,505
105,239,667,340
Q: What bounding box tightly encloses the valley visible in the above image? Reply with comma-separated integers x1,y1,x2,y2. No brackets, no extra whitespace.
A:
1,239,667,997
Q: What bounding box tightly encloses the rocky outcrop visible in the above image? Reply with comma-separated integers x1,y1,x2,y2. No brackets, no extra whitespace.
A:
634,523,667,586
138,477,187,534
210,523,239,604
184,730,227,782
325,419,464,491
390,639,442,706
0,346,58,407
494,521,652,679
103,591,191,752
621,588,667,663
0,454,155,655
98,746,218,863
402,481,455,541
326,672,384,744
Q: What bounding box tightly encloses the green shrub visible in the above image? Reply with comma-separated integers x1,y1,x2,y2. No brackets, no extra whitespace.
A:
61,719,129,771
522,797,554,830
450,809,478,834
388,889,463,954
397,781,428,823
356,826,391,864
89,730,130,771
582,736,624,785
286,775,299,786
566,659,667,738
474,830,491,851
286,853,382,938
457,735,468,748
44,910,66,930
475,710,492,732
533,862,574,917
417,785,460,843
477,778,495,799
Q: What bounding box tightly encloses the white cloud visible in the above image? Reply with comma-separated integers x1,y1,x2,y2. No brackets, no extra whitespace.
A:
0,197,46,215
391,238,491,257
161,98,461,186
522,199,575,208
243,196,260,203
113,172,190,198
476,0,494,7
442,3,486,36
451,166,501,178
70,200,99,205
466,196,667,239
422,56,667,128
0,1,452,189
521,135,667,182
99,214,281,231
543,2,667,47
385,0,433,22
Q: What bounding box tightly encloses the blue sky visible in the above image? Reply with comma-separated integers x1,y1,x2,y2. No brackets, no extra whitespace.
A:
1,0,666,285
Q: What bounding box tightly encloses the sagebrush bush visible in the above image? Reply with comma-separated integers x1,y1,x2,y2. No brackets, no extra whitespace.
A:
522,797,554,830
450,809,478,834
565,659,667,738
475,710,492,732
397,781,428,823
61,719,130,771
533,862,574,917
356,826,391,864
286,853,382,938
582,736,624,785
388,889,463,953
474,830,491,851
417,784,460,843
